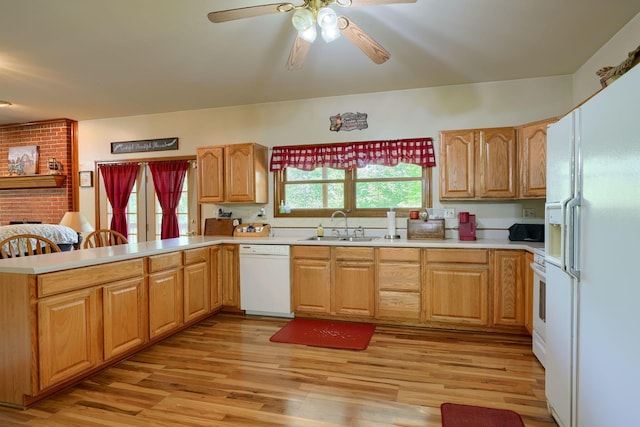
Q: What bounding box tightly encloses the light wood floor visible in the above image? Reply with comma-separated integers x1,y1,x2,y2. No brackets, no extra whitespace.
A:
0,315,557,426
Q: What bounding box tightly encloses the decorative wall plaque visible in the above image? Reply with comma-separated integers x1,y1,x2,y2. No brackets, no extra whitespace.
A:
329,112,368,132
111,137,178,154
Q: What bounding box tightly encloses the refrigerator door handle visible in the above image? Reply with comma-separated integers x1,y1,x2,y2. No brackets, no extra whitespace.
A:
566,197,581,280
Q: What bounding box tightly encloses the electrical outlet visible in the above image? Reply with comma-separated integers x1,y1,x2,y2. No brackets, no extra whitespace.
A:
443,208,456,219
523,208,535,219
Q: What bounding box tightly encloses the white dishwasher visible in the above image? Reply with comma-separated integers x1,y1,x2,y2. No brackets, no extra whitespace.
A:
239,244,293,318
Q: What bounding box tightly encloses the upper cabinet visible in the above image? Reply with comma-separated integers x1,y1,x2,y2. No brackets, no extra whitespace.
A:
197,143,268,204
440,127,517,200
517,118,557,199
440,119,556,201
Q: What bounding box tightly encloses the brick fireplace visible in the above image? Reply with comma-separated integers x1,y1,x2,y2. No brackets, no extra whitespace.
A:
0,119,77,225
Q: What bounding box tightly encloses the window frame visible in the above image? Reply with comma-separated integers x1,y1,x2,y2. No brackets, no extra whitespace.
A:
274,165,432,218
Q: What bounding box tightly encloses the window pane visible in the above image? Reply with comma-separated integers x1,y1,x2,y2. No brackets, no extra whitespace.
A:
357,163,422,179
356,180,423,208
285,183,344,209
286,167,344,181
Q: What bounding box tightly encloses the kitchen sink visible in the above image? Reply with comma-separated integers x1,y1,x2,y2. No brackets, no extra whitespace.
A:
303,236,376,242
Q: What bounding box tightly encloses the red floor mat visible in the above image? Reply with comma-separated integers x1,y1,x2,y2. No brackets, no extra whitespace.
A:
441,403,525,427
269,318,375,350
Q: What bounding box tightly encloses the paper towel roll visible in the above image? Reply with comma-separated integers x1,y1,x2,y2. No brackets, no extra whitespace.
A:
387,210,396,236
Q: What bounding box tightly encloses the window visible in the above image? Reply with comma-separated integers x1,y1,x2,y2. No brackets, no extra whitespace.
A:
272,138,435,217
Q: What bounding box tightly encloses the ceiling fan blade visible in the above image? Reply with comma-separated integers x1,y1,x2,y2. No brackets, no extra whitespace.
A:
287,36,312,70
337,16,390,64
345,0,416,7
208,3,293,23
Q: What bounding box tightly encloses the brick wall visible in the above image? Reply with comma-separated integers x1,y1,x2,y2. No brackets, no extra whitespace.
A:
0,119,76,225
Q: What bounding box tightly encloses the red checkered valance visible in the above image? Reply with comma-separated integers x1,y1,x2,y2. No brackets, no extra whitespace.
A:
269,138,436,172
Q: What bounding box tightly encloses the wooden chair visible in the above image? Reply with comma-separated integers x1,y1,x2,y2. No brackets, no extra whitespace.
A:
0,234,61,258
83,229,129,249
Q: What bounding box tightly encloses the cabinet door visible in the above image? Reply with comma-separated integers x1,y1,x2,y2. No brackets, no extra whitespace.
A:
148,269,183,339
38,288,100,390
376,248,421,321
221,244,240,310
519,119,554,198
477,127,517,198
184,262,210,322
493,250,525,327
103,277,146,360
333,247,375,318
225,144,255,203
210,245,222,311
425,263,489,326
439,130,475,199
197,146,224,203
524,252,534,334
291,257,331,314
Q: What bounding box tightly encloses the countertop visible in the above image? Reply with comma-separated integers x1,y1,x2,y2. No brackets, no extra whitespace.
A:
0,235,544,275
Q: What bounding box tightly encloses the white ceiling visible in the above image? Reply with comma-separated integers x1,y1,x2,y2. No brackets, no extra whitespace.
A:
1,0,639,126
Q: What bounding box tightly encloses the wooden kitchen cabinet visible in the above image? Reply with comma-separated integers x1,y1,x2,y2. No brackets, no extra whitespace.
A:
210,245,223,311
196,143,268,204
424,249,490,326
38,287,101,390
183,247,211,323
376,247,422,321
148,252,183,339
493,250,525,327
518,118,557,198
291,246,332,314
524,251,534,335
333,247,375,318
439,127,517,200
102,277,146,361
221,244,241,311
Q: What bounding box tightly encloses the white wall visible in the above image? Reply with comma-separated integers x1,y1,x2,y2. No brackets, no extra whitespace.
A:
573,12,640,104
79,75,572,239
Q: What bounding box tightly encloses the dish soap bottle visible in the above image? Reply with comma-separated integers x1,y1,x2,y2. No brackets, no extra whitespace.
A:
279,200,285,214
317,224,324,237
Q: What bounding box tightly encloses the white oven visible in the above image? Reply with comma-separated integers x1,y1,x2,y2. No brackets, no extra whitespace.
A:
530,248,546,367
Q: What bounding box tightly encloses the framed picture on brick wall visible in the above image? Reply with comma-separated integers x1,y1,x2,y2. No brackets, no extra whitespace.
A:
8,145,39,175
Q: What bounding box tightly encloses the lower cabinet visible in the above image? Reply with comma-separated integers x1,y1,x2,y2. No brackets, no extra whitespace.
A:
221,244,240,311
210,245,223,311
291,246,331,314
38,287,101,390
524,251,534,335
148,252,183,339
333,247,375,318
376,248,422,321
493,250,525,327
103,277,146,360
292,246,374,318
183,247,211,323
424,249,490,327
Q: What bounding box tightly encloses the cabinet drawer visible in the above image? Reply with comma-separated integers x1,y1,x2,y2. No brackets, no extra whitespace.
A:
377,291,421,320
292,245,331,260
334,246,375,261
148,252,182,273
183,247,209,265
377,247,421,262
425,249,488,264
378,263,421,291
38,259,145,297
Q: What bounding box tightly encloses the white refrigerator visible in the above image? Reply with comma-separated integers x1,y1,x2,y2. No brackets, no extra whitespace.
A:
545,64,640,427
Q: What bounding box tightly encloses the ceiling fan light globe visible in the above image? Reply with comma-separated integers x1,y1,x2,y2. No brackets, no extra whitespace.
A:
299,25,317,43
292,8,314,31
321,25,341,43
317,7,338,30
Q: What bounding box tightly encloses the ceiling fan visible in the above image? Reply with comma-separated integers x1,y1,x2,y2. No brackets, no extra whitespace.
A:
207,0,417,70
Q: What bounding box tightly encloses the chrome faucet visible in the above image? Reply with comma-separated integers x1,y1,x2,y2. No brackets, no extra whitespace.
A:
330,210,349,237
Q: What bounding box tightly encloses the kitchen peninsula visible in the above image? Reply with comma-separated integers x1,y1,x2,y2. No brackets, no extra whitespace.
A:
0,235,542,408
